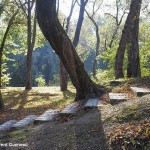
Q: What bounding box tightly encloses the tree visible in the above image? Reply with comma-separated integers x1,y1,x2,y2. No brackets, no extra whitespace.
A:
107,0,128,49
0,6,19,87
15,0,37,90
73,0,89,48
115,0,142,79
60,0,89,91
25,0,36,90
85,0,102,77
36,0,105,101
60,0,76,91
127,0,142,78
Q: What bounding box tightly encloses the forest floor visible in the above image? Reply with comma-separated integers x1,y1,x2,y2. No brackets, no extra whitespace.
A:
0,77,150,150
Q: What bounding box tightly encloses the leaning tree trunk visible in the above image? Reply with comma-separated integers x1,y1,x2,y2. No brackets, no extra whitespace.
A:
59,0,76,91
60,61,68,91
127,0,141,78
36,0,105,101
115,0,142,79
0,90,4,110
0,10,18,87
73,0,88,48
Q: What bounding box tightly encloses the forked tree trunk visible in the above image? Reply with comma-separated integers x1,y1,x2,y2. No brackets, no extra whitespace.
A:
115,0,142,79
36,0,105,101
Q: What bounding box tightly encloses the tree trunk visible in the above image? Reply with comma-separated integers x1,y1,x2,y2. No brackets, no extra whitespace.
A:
0,90,4,110
115,0,142,79
25,0,32,90
73,0,88,48
92,24,100,77
127,0,141,78
60,61,68,91
60,0,76,91
66,0,76,34
25,2,36,90
85,10,100,77
36,0,105,101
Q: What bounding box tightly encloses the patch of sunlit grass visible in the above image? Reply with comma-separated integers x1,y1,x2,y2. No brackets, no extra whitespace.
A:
0,86,75,122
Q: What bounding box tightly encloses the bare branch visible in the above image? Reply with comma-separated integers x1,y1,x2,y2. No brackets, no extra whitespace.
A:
14,0,28,17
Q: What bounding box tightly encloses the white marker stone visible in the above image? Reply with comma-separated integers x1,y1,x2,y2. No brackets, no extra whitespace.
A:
0,120,17,131
84,99,103,108
109,93,129,104
60,102,79,115
130,87,150,96
34,109,59,123
12,115,37,128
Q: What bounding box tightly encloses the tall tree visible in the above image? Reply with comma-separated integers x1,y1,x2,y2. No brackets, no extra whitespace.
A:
115,0,142,79
127,0,141,78
60,0,76,91
107,0,127,49
85,0,102,77
0,10,18,87
0,1,19,110
15,0,37,90
36,0,105,101
25,0,36,90
73,0,88,48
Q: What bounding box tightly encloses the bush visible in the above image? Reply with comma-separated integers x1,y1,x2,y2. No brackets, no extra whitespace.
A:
35,76,46,87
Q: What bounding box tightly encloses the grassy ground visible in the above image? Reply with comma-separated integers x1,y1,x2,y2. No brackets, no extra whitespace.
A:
0,77,150,150
0,86,75,124
0,77,149,124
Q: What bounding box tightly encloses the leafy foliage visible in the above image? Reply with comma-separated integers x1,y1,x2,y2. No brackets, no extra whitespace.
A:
35,76,46,87
108,120,150,150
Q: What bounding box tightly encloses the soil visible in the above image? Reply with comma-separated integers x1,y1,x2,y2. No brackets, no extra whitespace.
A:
0,94,150,150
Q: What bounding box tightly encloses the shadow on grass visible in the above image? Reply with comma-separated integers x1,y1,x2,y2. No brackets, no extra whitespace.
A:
0,87,109,149
0,89,74,124
0,90,109,150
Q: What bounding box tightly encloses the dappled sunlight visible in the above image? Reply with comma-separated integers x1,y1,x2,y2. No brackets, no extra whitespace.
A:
0,87,75,124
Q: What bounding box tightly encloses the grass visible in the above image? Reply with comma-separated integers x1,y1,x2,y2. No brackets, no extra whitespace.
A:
1,77,149,124
0,86,75,124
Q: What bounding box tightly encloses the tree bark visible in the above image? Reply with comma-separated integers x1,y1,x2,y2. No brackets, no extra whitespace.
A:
73,0,88,48
127,0,141,78
115,0,142,79
25,1,36,90
60,61,68,91
0,90,4,110
25,0,32,90
59,0,76,91
36,0,105,101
